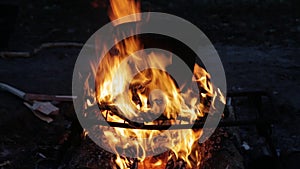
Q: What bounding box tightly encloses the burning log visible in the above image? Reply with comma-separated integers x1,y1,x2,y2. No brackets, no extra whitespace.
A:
98,103,144,128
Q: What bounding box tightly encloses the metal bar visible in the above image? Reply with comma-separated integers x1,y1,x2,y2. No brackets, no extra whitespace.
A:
0,82,26,99
24,94,76,102
84,90,273,130
86,119,262,130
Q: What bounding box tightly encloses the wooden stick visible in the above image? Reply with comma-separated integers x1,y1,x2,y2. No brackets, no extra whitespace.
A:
0,52,30,58
0,42,84,58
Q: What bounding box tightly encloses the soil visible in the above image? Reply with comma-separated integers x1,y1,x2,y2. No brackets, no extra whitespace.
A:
0,0,299,168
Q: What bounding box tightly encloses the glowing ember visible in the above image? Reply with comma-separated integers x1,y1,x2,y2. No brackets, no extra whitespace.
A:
82,0,225,168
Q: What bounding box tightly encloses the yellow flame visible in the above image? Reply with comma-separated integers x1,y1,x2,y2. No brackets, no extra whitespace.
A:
109,0,141,25
83,0,225,168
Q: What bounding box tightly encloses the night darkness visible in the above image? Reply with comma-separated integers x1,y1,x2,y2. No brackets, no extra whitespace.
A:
0,0,299,169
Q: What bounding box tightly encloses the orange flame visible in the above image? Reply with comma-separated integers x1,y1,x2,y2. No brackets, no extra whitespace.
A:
109,0,141,25
83,0,225,168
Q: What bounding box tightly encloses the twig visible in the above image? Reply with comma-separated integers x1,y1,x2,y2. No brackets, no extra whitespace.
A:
33,42,83,54
0,42,84,58
0,52,30,58
0,160,11,167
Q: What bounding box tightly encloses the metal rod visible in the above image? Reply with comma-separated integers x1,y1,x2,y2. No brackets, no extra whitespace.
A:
24,94,76,102
85,119,262,130
0,82,26,99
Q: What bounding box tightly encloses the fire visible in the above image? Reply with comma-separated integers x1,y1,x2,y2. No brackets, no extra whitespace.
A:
83,0,225,168
108,0,141,25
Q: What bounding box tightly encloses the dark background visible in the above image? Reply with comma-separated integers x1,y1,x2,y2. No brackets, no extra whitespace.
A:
0,0,299,168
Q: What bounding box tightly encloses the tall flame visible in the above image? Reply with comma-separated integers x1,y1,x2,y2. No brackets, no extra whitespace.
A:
109,0,141,25
83,0,225,168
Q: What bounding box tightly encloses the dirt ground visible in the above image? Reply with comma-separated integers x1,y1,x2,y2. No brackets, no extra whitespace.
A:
0,0,299,168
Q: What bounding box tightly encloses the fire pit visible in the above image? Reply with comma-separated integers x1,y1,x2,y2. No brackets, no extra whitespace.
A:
71,0,228,168
66,89,279,169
